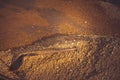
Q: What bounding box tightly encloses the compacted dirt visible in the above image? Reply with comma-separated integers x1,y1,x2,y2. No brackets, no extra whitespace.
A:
0,0,120,50
0,0,120,80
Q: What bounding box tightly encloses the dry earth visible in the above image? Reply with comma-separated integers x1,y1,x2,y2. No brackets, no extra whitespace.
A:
0,0,120,50
0,35,120,80
0,0,120,80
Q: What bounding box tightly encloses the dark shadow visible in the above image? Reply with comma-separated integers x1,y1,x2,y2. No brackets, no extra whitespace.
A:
9,53,38,71
0,0,35,10
103,0,120,6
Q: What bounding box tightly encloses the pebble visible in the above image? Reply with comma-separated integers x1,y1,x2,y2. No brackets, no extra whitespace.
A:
73,40,76,42
71,43,74,45
84,21,88,24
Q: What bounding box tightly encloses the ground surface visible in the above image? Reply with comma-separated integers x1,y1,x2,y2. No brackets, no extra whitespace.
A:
0,35,120,80
0,0,120,50
0,0,120,80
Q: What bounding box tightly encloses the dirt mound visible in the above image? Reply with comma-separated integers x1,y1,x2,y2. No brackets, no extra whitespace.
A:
0,0,120,79
0,35,120,80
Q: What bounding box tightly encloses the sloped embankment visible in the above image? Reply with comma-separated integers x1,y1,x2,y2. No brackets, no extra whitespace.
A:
0,35,120,80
